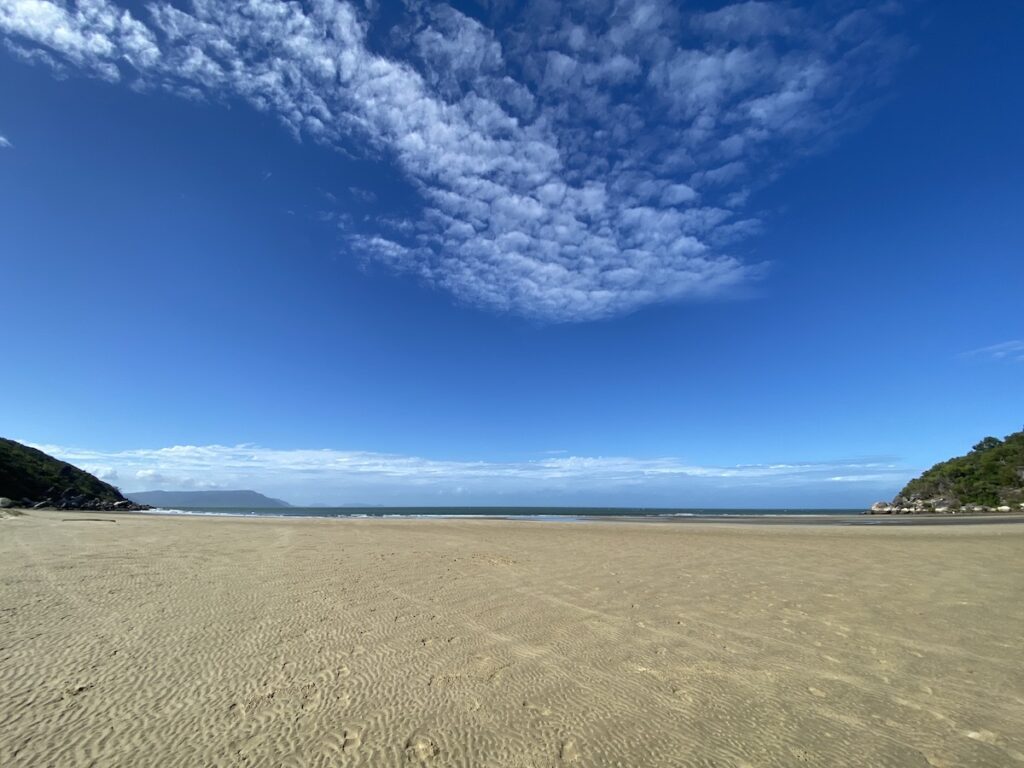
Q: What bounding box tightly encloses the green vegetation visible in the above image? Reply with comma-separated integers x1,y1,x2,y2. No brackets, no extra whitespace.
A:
0,437,126,504
897,429,1024,507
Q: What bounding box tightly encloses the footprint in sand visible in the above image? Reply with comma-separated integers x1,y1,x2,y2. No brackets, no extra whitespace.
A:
523,700,552,716
405,733,441,763
560,738,580,763
322,726,363,755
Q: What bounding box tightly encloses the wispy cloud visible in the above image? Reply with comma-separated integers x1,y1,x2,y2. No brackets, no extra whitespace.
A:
962,340,1024,363
0,0,907,321
28,441,910,505
0,134,11,148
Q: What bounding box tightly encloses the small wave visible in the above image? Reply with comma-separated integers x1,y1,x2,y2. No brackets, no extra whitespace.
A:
143,508,264,518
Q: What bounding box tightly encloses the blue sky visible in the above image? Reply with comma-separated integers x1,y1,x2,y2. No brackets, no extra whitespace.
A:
1,0,1021,507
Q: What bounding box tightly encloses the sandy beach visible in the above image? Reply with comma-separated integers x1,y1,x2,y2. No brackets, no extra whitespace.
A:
1,510,1022,767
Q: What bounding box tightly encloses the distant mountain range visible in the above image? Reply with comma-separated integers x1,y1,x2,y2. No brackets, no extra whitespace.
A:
127,490,292,508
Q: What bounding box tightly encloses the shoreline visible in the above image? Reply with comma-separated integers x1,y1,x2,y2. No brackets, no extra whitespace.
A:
21,506,1024,527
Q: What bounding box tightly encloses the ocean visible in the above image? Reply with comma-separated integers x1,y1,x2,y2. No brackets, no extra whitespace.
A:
142,506,864,522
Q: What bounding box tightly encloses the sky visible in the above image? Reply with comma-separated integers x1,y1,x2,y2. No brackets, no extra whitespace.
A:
1,0,1021,507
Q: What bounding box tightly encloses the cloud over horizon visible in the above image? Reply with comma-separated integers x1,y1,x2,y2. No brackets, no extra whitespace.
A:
29,441,912,506
0,0,906,321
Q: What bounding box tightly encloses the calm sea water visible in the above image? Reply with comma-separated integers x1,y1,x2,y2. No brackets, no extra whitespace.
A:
143,506,862,522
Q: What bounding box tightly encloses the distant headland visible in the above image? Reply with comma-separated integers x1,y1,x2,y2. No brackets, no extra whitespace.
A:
868,429,1024,514
126,490,291,508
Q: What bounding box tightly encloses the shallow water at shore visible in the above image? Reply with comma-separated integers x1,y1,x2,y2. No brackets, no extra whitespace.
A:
144,505,859,519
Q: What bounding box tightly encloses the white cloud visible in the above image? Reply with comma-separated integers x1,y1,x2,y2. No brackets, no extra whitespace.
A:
85,465,117,481
0,0,158,80
27,441,911,505
692,1,799,42
0,134,10,148
962,340,1024,363
0,0,906,321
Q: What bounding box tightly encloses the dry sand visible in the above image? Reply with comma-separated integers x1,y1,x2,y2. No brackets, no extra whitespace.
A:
1,510,1022,767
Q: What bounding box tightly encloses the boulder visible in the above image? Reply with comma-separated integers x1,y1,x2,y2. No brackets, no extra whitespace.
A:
0,497,13,508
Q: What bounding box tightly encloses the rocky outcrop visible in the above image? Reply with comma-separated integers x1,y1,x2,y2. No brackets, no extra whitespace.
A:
27,493,151,512
866,499,1024,515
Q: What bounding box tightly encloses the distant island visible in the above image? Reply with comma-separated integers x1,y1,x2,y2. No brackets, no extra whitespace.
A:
127,490,292,508
869,429,1024,514
0,437,149,511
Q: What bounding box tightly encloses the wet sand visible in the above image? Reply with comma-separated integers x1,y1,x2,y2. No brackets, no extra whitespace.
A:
1,509,1022,766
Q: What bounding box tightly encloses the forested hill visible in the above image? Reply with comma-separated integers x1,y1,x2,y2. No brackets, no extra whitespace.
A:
0,438,146,510
894,429,1024,509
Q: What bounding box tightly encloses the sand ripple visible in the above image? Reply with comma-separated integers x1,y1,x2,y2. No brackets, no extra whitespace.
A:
1,511,1022,766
